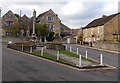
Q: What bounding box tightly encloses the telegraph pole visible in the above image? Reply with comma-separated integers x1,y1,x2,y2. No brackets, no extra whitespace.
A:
0,7,2,36
0,7,1,28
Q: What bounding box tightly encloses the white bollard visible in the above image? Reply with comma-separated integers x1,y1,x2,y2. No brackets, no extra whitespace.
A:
22,45,23,51
100,54,103,65
70,46,72,52
65,45,67,50
77,48,79,55
86,51,88,59
30,46,32,53
41,48,43,56
80,41,81,45
79,54,82,66
57,51,60,60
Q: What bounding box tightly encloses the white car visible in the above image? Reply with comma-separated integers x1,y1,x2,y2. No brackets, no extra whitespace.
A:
8,41,12,44
30,37,38,42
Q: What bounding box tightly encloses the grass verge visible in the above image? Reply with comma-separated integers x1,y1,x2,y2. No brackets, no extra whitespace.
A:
55,50,98,64
32,50,75,65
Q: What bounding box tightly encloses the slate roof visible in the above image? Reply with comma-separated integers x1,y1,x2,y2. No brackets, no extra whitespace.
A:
21,15,30,20
61,23,71,30
37,11,48,19
61,32,72,35
2,10,18,21
36,9,51,22
83,13,119,29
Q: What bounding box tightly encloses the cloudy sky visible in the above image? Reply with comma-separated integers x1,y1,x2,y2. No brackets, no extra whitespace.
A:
0,0,119,29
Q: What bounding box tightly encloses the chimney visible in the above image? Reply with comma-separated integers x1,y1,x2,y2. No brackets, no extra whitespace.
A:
102,15,107,18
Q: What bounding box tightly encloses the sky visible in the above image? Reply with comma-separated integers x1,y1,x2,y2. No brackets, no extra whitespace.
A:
0,0,120,29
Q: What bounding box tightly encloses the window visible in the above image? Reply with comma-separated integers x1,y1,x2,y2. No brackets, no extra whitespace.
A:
91,29,93,35
5,21,13,27
98,26,100,34
47,24,54,30
48,16,54,21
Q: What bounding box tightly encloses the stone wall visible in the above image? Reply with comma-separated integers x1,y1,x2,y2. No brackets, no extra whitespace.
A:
46,44,65,50
8,44,36,51
92,41,119,51
2,36,31,43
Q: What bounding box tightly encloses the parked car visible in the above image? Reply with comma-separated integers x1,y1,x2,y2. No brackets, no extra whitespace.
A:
8,41,12,45
30,37,38,42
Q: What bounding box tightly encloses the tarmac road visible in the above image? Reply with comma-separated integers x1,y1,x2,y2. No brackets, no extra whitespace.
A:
66,44,118,68
2,45,118,81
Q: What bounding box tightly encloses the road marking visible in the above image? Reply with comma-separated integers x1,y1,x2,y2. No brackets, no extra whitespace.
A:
7,47,116,71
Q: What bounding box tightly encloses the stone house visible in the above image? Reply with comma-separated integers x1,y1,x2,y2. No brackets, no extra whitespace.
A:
36,9,71,36
70,28,83,43
60,23,72,36
2,9,71,37
2,10,19,36
2,10,31,36
20,15,31,36
82,13,120,42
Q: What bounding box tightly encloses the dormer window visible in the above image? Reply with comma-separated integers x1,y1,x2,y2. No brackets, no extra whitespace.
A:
48,16,54,21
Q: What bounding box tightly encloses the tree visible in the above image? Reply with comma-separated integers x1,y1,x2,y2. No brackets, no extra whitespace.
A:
9,23,21,36
77,35,83,42
46,32,55,41
14,14,19,18
36,24,50,37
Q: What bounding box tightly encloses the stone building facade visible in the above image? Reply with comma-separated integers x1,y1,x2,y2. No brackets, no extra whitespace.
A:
2,10,32,36
36,9,71,36
2,10,19,27
82,13,120,42
2,10,19,36
20,15,31,36
2,9,71,37
60,23,71,36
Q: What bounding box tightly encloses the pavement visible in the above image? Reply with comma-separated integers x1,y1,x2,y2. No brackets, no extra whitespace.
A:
36,47,96,66
75,44,119,54
2,45,118,81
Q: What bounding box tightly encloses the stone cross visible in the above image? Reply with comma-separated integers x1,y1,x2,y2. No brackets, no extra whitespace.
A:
32,9,36,37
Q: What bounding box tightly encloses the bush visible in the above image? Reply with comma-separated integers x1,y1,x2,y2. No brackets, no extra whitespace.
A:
15,41,33,45
47,42,63,45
